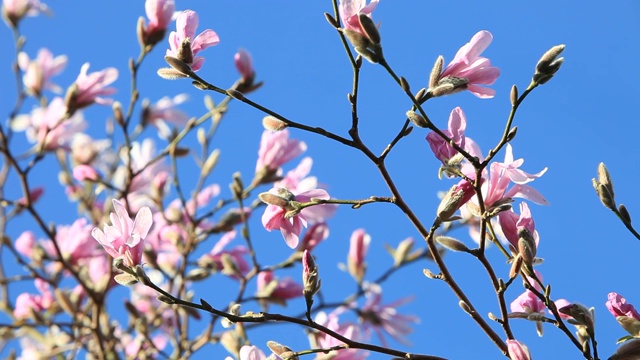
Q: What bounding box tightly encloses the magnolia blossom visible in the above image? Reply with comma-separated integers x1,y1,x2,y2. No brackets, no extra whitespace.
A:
314,311,369,360
498,202,539,249
255,129,307,174
112,139,170,211
469,144,548,215
347,228,370,282
15,231,36,258
13,278,54,319
2,0,47,26
436,30,500,98
143,94,189,139
607,292,640,321
141,0,174,45
338,0,379,37
426,107,469,165
18,48,67,96
234,48,254,83
275,157,318,194
166,10,219,71
16,187,44,206
257,270,303,304
67,63,118,111
72,164,99,181
46,218,100,264
91,199,153,268
359,283,418,346
262,188,335,248
198,230,250,277
507,339,532,360
297,222,330,252
510,289,546,336
10,97,86,150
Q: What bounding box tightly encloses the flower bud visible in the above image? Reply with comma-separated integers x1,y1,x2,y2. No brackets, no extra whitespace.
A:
517,228,537,268
533,44,565,85
436,180,475,222
263,115,288,131
302,250,321,301
406,110,429,128
429,56,444,89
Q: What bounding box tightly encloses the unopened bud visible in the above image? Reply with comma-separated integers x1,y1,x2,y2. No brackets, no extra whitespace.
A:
302,250,321,301
267,341,296,357
506,126,518,142
324,12,339,28
201,149,220,177
429,56,444,89
406,110,429,128
510,85,518,106
517,228,537,267
459,300,473,315
509,254,524,279
533,44,565,85
619,204,632,224
400,76,410,93
263,115,288,131
164,55,193,76
435,236,470,253
593,180,616,210
259,189,295,208
597,162,615,198
392,237,414,267
157,67,188,80
112,101,124,126
436,181,475,222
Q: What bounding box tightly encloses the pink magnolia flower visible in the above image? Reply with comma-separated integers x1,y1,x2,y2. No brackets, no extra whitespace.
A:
91,199,153,268
498,202,538,249
11,97,86,150
314,311,369,360
507,339,531,360
255,129,307,174
231,345,267,360
166,10,219,72
347,228,370,282
510,289,546,336
2,0,48,26
553,299,574,320
44,218,100,264
297,222,330,252
436,30,500,98
262,188,335,248
470,145,548,214
198,230,250,277
359,283,419,346
112,139,170,211
257,270,303,302
15,231,36,258
426,107,469,165
13,278,54,319
275,157,318,194
235,48,254,83
18,48,67,96
607,292,640,321
72,164,99,181
16,187,44,206
143,93,189,139
338,0,379,37
67,63,118,111
142,0,174,45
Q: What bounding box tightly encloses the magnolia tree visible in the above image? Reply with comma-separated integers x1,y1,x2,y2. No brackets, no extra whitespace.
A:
1,1,639,359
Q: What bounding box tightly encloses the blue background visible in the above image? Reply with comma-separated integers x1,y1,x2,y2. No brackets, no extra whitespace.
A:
2,1,640,359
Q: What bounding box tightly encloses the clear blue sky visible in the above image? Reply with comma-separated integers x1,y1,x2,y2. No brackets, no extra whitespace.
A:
2,1,640,359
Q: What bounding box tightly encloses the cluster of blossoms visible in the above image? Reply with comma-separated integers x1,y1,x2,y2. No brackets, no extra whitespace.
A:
8,0,633,359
